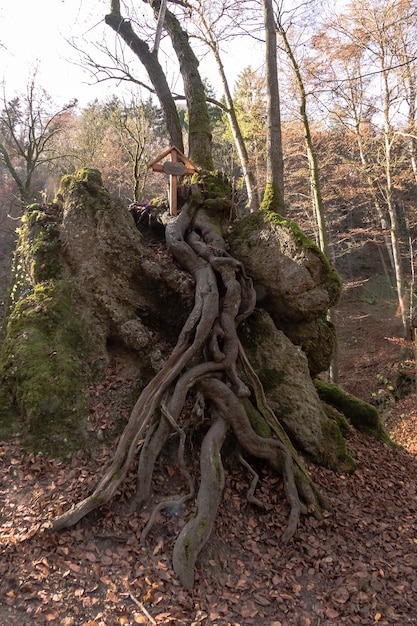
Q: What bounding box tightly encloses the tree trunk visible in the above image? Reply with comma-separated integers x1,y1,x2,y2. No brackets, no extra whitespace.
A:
105,0,184,153
261,0,285,214
203,28,259,211
159,3,214,170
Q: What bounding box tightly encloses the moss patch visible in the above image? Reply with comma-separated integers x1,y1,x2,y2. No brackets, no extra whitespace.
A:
227,211,265,248
0,279,89,456
242,398,272,438
57,168,113,215
260,181,285,214
320,418,356,473
257,367,286,394
263,209,342,305
314,379,392,444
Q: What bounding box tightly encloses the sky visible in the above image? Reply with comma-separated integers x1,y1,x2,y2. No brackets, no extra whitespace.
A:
0,0,264,110
0,0,124,107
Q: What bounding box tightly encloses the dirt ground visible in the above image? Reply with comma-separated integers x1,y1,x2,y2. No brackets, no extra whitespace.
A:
1,231,417,625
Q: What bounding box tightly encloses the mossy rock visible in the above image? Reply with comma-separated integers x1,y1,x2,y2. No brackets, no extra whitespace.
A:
262,209,342,307
58,168,113,216
314,379,392,444
239,309,356,472
0,281,89,456
0,382,19,439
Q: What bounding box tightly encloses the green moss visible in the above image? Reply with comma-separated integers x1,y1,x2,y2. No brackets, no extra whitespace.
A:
228,211,264,248
320,418,357,473
321,402,352,438
260,182,285,214
314,379,393,444
238,307,275,352
258,367,286,394
57,168,112,215
0,280,89,456
194,171,232,205
58,168,103,194
242,398,272,438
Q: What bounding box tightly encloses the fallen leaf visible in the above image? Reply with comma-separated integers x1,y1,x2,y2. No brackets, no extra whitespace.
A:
106,590,119,603
239,601,258,618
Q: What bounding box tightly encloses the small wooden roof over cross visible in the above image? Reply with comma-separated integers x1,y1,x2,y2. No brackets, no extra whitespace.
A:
148,146,199,216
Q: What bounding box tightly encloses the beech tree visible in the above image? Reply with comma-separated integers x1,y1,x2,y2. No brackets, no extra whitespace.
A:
187,0,260,211
261,0,285,213
274,1,339,379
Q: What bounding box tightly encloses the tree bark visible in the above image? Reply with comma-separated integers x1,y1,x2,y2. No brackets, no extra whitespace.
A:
160,3,214,169
261,0,285,214
105,0,184,152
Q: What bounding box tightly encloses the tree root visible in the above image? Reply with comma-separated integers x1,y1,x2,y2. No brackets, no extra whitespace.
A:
238,454,266,509
198,378,317,541
132,414,172,513
172,416,228,587
140,400,194,544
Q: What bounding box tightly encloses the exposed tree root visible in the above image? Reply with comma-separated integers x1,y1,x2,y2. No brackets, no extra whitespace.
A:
198,378,304,542
132,414,172,513
172,416,228,587
51,190,327,586
138,399,195,545
238,454,266,509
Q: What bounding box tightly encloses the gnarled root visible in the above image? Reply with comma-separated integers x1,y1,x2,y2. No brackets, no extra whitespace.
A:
139,399,195,544
172,416,228,587
238,453,267,509
132,414,172,513
199,378,321,541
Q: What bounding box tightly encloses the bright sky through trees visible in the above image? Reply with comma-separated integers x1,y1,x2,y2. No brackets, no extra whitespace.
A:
1,0,117,105
0,0,263,107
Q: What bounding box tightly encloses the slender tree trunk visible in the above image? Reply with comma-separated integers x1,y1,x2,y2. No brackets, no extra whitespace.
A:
277,25,328,252
194,8,259,211
261,0,285,214
277,23,338,380
105,0,184,153
380,65,411,339
159,4,213,169
210,42,259,211
384,132,410,338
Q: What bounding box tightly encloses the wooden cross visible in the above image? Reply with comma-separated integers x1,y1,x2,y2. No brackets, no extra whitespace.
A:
148,146,199,216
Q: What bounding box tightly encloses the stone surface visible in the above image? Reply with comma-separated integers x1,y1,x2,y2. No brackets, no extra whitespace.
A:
228,211,341,374
239,309,349,469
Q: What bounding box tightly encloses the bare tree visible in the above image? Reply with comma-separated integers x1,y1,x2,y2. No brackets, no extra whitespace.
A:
314,0,417,338
274,1,339,379
0,74,76,206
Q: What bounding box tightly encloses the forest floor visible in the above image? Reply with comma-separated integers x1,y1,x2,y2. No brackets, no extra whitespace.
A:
2,233,417,625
